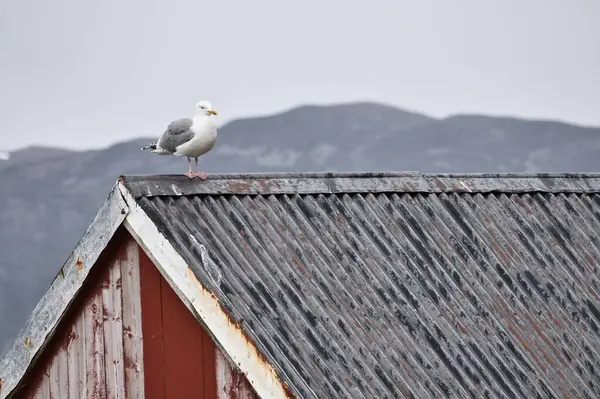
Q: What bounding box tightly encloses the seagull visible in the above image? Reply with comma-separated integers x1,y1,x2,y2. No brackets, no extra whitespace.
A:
142,100,218,179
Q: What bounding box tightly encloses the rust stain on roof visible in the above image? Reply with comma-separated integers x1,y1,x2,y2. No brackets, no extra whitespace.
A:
228,181,253,194
291,255,308,276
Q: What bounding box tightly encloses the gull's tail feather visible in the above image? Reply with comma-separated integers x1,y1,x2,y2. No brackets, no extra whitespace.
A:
142,141,171,155
141,141,157,151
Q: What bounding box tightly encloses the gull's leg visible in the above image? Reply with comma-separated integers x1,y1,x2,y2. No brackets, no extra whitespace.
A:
193,157,209,180
185,157,194,178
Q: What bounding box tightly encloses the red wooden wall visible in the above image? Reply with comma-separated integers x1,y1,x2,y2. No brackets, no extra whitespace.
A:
11,229,260,399
139,247,217,398
138,247,259,399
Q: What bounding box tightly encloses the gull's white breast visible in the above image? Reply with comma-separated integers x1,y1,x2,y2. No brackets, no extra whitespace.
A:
174,117,218,157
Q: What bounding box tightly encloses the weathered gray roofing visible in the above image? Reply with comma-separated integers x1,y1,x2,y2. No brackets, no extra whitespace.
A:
125,172,600,399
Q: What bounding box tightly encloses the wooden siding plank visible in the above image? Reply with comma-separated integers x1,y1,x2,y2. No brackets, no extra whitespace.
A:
216,349,259,399
215,349,228,399
48,344,68,399
30,368,50,399
160,272,205,398
103,246,126,399
67,311,86,399
84,284,107,398
121,239,144,399
202,328,217,398
139,248,165,399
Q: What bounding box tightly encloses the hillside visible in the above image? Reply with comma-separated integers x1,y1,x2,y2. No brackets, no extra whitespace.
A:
1,101,600,354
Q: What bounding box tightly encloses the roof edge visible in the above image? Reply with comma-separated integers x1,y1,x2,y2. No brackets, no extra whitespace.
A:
118,181,296,398
0,184,129,398
120,172,600,198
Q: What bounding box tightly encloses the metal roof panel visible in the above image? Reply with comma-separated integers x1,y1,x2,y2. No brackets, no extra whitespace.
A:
128,173,600,398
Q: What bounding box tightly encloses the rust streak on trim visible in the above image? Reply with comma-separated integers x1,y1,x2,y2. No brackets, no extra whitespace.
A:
75,258,84,272
184,268,295,398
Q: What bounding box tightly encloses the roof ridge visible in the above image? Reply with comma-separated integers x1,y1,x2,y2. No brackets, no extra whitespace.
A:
119,172,600,198
121,171,600,181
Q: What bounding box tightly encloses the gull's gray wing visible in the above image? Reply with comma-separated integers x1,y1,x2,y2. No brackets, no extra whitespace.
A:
157,118,195,153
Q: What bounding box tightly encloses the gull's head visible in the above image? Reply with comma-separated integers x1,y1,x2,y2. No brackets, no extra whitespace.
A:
195,100,218,116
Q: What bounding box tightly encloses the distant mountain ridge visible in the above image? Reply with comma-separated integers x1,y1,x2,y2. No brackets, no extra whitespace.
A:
1,101,600,355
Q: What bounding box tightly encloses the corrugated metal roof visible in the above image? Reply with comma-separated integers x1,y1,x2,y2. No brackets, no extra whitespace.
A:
123,173,600,399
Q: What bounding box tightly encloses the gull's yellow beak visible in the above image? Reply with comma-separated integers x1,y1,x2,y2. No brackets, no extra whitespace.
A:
208,109,218,115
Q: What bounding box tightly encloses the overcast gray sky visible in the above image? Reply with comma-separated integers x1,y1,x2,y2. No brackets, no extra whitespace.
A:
1,0,598,151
